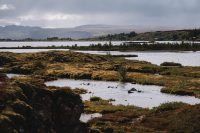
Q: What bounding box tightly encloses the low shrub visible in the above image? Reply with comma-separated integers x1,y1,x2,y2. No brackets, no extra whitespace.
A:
90,96,102,102
117,65,127,82
160,62,182,67
151,102,186,113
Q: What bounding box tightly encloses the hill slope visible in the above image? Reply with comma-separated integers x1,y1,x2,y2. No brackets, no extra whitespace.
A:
85,29,200,41
0,25,175,40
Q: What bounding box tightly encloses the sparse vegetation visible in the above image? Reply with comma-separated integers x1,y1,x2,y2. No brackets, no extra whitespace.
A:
117,64,127,82
151,102,186,113
85,98,200,133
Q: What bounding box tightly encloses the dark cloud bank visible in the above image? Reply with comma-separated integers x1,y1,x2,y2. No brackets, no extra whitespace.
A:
0,0,200,28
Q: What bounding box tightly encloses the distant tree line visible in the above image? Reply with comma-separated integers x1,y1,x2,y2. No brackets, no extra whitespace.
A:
188,29,200,39
95,31,137,41
1,41,199,51
69,41,200,51
82,29,200,41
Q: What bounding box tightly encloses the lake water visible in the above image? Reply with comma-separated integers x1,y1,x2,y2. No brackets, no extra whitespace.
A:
75,51,200,66
45,79,200,108
0,41,123,47
126,51,200,66
0,41,199,48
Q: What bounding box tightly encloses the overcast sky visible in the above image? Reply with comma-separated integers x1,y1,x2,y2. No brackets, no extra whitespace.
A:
0,0,200,28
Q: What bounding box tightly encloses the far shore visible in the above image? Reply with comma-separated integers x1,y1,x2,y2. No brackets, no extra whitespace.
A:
0,46,199,52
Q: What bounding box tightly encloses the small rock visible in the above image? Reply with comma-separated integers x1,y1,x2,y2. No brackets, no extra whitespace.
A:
128,90,134,94
137,90,143,93
128,88,137,93
130,88,137,91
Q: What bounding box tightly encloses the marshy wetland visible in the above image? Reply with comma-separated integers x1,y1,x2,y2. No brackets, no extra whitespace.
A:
0,50,200,132
0,49,200,66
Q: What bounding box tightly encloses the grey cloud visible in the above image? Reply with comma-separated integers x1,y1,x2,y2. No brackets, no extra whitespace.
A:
0,0,200,28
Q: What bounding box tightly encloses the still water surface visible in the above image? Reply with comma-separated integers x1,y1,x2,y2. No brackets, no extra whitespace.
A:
75,50,200,66
0,41,199,47
0,41,122,47
45,79,200,108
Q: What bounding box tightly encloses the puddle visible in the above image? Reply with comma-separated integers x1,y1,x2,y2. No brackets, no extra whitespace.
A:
45,79,200,108
80,113,102,123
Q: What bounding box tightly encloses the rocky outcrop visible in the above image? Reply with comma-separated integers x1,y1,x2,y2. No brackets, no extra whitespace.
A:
0,75,88,133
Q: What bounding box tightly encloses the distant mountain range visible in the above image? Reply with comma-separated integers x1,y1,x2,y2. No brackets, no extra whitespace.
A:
0,25,176,40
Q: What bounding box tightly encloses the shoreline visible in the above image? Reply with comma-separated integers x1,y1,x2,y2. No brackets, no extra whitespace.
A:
0,47,199,52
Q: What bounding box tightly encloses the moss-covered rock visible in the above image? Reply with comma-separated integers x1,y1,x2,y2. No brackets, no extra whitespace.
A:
0,75,88,133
